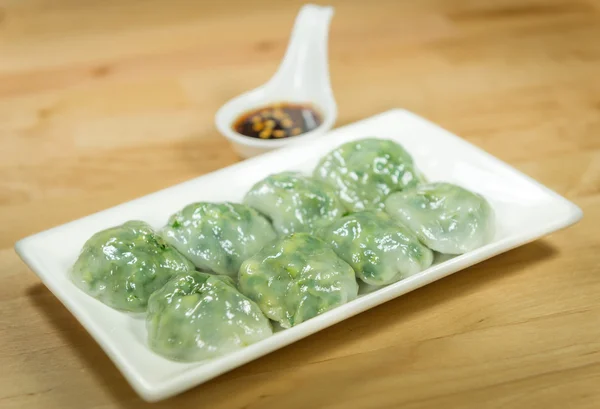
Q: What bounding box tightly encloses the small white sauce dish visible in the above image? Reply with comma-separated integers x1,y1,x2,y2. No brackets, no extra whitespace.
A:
215,4,337,158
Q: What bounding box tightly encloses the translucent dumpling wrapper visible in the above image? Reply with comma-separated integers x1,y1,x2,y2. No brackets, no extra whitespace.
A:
70,220,195,312
384,182,495,254
162,202,277,278
318,211,433,286
244,171,346,235
238,233,359,328
313,138,424,212
147,271,272,362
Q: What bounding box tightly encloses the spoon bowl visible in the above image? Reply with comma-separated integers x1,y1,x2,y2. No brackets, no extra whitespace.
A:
215,4,336,158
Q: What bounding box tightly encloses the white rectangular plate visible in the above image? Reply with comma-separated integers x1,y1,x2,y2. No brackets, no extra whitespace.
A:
15,109,582,401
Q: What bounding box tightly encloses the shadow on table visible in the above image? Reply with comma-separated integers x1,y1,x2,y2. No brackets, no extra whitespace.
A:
27,240,557,409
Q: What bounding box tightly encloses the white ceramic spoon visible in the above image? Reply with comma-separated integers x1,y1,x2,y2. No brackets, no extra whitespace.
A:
215,4,336,158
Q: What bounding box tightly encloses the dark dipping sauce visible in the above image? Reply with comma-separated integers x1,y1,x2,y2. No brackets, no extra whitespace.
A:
233,102,322,140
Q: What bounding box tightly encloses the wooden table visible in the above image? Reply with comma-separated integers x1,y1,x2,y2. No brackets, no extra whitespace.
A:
1,0,599,408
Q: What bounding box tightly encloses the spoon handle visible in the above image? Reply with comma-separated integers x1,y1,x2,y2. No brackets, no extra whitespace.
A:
269,4,335,96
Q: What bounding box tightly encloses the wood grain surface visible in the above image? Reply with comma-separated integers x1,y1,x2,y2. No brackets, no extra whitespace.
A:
1,0,600,408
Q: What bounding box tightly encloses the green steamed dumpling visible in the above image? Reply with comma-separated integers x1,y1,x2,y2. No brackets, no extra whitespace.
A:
244,171,346,235
318,211,433,286
313,138,424,212
238,233,358,328
70,220,195,312
162,202,277,278
147,271,272,362
384,182,495,254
